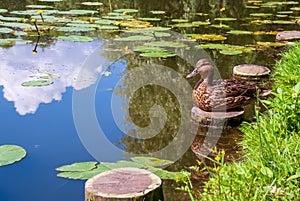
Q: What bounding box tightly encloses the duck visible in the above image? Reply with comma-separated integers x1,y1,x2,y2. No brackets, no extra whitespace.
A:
186,59,257,111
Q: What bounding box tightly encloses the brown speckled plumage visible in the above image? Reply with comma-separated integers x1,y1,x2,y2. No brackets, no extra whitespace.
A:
187,59,257,111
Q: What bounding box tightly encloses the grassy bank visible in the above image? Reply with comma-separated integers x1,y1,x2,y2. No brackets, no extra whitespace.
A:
198,43,300,200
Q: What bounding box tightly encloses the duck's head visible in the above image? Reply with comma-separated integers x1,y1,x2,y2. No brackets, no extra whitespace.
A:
186,59,214,82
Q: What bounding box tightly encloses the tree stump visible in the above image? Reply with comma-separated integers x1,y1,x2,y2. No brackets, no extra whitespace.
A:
85,167,162,201
233,64,271,80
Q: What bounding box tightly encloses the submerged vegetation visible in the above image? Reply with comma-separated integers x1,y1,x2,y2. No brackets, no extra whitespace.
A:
188,43,300,200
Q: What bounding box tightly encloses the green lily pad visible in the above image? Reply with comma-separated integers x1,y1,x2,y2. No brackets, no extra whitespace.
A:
290,7,300,11
146,41,187,48
171,23,197,28
66,23,99,28
0,9,8,13
140,52,176,58
26,5,54,9
171,19,189,23
257,41,286,47
126,27,171,33
113,9,139,13
56,26,95,32
277,11,294,14
210,24,231,29
57,10,97,15
99,25,119,30
150,10,166,15
196,43,255,54
57,164,109,180
0,16,25,22
220,49,243,55
0,27,14,34
56,162,97,172
13,31,27,36
81,2,103,6
145,167,188,180
246,6,260,9
214,17,237,21
102,15,132,20
227,30,253,35
94,19,117,25
0,22,32,29
250,13,273,17
185,34,227,41
115,35,154,41
133,46,167,53
0,145,26,166
272,20,295,24
251,19,273,24
132,157,173,167
57,35,93,42
0,39,16,47
192,21,211,25
138,17,161,22
22,80,54,87
101,161,144,169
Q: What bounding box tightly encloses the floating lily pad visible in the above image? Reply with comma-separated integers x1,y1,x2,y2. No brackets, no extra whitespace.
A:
132,157,173,167
250,13,273,17
67,23,99,28
94,19,116,25
57,35,93,42
81,2,103,6
257,41,286,47
197,43,255,54
113,9,139,13
251,19,273,24
0,39,16,47
290,7,300,11
0,145,26,167
0,22,32,29
56,162,97,172
57,10,97,15
277,11,294,14
138,17,161,22
22,80,54,87
171,19,189,23
57,164,109,180
150,10,166,15
115,35,154,41
120,20,151,28
150,32,171,37
0,16,25,22
210,24,231,29
26,5,54,9
186,34,227,41
0,27,14,34
140,52,176,58
227,30,253,35
133,46,167,53
126,27,171,33
220,49,243,55
246,6,260,9
99,25,119,30
102,15,132,20
0,9,8,13
101,161,144,169
171,23,197,28
146,41,187,48
13,31,27,36
56,26,95,32
272,20,295,24
192,21,211,26
214,17,237,21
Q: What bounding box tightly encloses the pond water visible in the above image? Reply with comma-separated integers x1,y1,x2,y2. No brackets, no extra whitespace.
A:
1,0,299,200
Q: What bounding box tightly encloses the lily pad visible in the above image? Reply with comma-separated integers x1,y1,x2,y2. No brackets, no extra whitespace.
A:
150,10,166,15
250,13,273,17
0,145,26,166
192,21,211,26
210,24,231,29
227,30,253,35
13,31,27,36
0,16,25,22
140,52,176,58
220,49,243,55
171,19,189,23
56,26,95,32
56,162,97,172
57,35,93,42
113,9,139,13
0,22,32,29
66,23,99,28
185,34,227,41
81,2,103,6
0,9,8,13
0,39,16,47
133,46,167,53
146,41,187,48
290,7,300,11
94,19,117,25
99,25,119,30
22,80,54,87
57,10,97,15
257,41,286,47
132,157,173,167
138,17,161,22
115,35,154,41
26,5,54,9
0,27,14,34
171,23,197,28
38,0,63,2
120,20,151,28
126,27,171,33
214,17,237,21
272,20,295,24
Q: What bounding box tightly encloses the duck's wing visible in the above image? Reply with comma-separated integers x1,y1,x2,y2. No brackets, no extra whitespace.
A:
211,79,256,97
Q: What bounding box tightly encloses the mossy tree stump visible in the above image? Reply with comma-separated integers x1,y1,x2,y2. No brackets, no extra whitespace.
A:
85,167,161,201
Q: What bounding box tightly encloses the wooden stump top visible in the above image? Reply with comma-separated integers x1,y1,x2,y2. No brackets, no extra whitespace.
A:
85,167,161,200
233,64,270,77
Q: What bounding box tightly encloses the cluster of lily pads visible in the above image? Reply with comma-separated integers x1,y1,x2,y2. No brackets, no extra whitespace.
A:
0,0,299,56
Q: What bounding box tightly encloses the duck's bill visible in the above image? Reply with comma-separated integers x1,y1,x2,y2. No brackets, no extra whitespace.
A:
186,68,198,78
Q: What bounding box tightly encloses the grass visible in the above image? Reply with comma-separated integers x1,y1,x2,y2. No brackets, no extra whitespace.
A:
186,43,300,200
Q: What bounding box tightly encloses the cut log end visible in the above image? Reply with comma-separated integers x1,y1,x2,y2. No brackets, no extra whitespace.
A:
85,168,161,201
